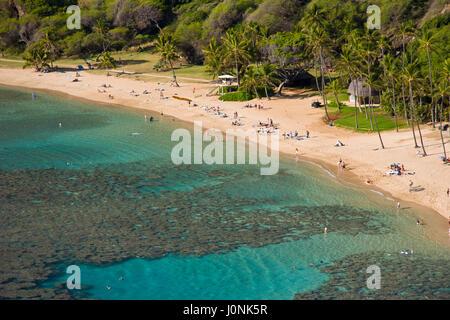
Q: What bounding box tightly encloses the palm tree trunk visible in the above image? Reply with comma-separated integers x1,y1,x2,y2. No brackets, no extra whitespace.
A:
390,77,399,132
413,94,426,156
439,99,447,160
265,86,270,100
319,47,329,121
334,92,341,112
254,86,260,99
169,60,179,87
402,84,409,125
407,82,420,150
235,52,240,89
426,47,436,128
350,72,358,129
369,87,384,148
401,37,409,126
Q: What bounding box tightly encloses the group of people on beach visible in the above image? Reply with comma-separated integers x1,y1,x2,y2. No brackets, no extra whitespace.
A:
390,163,407,176
282,130,310,140
244,103,264,110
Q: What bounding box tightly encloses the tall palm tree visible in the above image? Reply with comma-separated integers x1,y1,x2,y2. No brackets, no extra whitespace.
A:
418,30,438,128
301,3,327,30
242,66,261,99
437,79,448,160
156,33,180,87
306,26,331,121
222,30,251,89
203,38,224,80
399,22,414,125
377,35,390,79
339,46,358,129
384,54,399,132
257,63,279,100
402,62,426,154
365,73,385,149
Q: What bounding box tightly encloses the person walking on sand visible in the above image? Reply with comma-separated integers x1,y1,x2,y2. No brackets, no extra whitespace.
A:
295,148,299,156
397,202,401,210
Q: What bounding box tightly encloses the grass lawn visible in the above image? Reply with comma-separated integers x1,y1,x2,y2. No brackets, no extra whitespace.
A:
7,50,210,81
327,103,407,132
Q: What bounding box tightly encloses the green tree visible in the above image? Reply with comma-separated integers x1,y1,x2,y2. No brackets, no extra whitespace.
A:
402,62,426,154
436,79,448,160
339,46,358,129
327,80,342,112
418,30,438,128
97,51,116,69
257,62,279,100
242,66,261,99
365,73,385,149
156,33,180,87
22,42,49,72
384,54,400,132
203,38,224,80
222,29,251,89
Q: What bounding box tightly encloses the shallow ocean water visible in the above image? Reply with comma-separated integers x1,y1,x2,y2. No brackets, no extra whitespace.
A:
0,85,449,300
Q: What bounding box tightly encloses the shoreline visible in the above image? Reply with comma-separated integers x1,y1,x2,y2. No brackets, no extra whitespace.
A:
0,67,449,224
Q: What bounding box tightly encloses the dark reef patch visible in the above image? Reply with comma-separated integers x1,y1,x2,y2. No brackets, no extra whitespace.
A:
0,164,389,299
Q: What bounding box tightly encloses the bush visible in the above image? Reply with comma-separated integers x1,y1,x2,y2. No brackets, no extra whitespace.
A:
219,91,255,101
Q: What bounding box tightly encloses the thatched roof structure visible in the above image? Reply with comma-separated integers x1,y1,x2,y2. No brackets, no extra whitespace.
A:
347,78,378,97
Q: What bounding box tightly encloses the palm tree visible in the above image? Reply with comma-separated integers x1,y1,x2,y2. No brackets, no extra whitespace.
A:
328,80,342,112
242,66,261,99
94,18,111,61
23,43,49,71
365,73,385,149
97,51,116,69
399,22,414,125
257,63,279,100
222,30,251,89
377,35,390,78
301,3,327,30
437,79,448,160
418,30,438,128
156,33,180,87
339,46,358,129
306,26,330,121
384,54,399,132
402,62,426,154
203,38,224,80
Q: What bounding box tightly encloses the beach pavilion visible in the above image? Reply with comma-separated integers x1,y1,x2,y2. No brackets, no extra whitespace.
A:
218,74,235,94
347,78,379,105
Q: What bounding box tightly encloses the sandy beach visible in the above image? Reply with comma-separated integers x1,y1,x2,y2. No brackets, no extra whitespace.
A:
0,67,449,220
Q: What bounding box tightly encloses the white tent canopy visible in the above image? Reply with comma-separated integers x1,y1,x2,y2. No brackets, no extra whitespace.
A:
218,75,235,79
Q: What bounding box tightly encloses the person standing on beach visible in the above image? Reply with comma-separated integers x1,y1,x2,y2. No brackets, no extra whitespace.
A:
397,202,401,210
295,148,299,156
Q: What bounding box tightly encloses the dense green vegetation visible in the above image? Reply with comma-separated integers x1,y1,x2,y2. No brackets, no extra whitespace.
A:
0,0,448,157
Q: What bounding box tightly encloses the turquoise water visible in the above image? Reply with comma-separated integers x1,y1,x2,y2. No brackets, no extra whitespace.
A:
1,85,449,300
